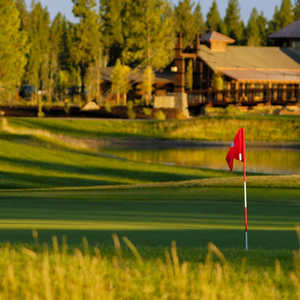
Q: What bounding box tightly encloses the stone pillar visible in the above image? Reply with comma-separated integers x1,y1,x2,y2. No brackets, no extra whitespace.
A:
175,93,189,117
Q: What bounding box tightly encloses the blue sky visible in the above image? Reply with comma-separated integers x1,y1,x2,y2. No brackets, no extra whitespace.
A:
24,0,293,23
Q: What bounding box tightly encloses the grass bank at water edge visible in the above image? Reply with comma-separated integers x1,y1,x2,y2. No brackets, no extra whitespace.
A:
6,115,300,143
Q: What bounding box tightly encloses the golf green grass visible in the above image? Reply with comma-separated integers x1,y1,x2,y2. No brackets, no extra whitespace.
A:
0,187,299,251
0,117,299,253
0,117,299,298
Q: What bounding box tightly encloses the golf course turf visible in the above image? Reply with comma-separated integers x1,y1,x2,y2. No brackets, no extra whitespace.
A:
0,117,299,298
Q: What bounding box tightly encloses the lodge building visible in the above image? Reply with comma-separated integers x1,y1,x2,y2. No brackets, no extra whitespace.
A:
100,20,300,112
170,19,300,108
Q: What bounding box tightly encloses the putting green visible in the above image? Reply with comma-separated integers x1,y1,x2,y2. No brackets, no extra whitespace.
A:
0,187,299,249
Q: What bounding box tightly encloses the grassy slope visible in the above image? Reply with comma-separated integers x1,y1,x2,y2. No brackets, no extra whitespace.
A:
0,117,298,253
0,118,300,298
7,115,300,142
0,118,299,298
0,132,231,189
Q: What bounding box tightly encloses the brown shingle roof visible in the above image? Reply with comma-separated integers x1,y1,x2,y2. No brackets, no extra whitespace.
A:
198,45,300,82
269,19,300,39
201,31,235,43
199,45,300,70
222,69,300,82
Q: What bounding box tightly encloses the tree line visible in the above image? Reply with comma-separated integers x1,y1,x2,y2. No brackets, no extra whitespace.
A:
0,0,299,106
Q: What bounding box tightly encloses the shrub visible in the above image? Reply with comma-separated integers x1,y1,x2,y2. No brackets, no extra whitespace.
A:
154,110,166,121
104,102,112,113
127,101,134,110
224,105,242,116
127,109,136,119
143,107,152,117
37,101,44,118
64,99,71,115
205,107,224,116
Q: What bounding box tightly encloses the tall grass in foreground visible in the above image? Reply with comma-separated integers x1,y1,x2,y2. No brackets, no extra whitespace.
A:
0,236,298,299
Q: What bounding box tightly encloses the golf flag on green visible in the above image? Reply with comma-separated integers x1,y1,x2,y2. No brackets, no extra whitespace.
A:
226,128,245,172
226,128,248,250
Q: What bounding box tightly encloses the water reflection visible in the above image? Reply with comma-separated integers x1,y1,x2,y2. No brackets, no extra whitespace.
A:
102,147,300,174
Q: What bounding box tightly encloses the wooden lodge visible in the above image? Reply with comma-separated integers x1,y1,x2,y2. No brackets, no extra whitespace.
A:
172,21,300,108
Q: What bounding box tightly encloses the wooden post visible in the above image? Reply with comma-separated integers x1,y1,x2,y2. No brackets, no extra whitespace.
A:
235,82,239,104
282,84,287,102
194,33,201,91
291,84,295,101
175,33,185,93
267,82,272,105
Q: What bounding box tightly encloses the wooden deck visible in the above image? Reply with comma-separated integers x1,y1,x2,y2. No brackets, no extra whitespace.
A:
188,87,300,107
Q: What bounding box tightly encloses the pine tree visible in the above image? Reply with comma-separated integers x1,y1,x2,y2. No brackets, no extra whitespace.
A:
23,1,50,96
0,0,27,100
48,13,66,102
206,0,223,32
247,8,261,46
15,0,29,29
111,59,130,105
174,0,197,48
224,0,244,44
278,0,294,27
295,0,300,19
59,20,74,72
193,3,206,34
71,0,102,98
269,0,294,34
122,0,175,69
268,6,281,35
257,12,267,46
139,65,154,106
100,0,127,65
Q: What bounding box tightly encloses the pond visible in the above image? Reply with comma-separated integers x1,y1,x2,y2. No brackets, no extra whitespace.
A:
102,145,300,175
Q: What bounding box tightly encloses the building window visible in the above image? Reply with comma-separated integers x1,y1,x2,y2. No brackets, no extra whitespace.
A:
287,84,293,100
255,84,261,97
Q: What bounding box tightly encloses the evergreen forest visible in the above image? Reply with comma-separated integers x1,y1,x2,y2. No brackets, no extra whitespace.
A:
0,0,299,106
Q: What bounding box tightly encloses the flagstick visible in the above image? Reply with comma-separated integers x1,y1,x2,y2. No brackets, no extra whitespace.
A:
242,129,248,251
244,178,248,251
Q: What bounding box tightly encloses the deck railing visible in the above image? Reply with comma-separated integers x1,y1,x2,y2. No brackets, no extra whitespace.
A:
188,87,300,106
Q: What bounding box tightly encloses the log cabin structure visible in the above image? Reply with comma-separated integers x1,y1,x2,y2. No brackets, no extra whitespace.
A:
173,24,300,108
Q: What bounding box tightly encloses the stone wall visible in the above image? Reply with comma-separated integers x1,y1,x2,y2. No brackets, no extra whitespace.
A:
154,93,189,117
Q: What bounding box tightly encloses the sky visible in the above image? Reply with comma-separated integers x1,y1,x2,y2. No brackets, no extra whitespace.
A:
24,0,293,24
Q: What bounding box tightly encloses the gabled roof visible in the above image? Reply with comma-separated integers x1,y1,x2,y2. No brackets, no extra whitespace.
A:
198,45,300,82
221,69,300,82
200,31,235,44
199,46,300,70
269,19,300,39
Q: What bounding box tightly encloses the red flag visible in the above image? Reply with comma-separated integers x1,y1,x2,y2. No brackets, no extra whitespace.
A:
226,128,245,172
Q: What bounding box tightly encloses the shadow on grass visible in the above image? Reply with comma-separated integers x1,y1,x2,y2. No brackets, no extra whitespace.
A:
0,228,298,252
0,156,200,188
0,170,120,189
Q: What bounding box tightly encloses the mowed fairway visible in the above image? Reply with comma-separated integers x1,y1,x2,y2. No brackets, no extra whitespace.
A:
0,187,299,251
0,117,299,251
0,118,300,298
